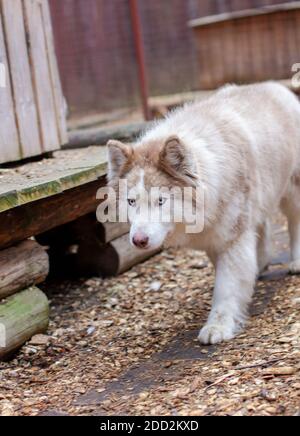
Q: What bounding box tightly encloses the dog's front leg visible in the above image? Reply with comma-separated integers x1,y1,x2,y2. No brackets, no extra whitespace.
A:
198,230,258,345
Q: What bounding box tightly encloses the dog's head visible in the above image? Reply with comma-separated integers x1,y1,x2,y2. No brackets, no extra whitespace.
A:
107,136,198,250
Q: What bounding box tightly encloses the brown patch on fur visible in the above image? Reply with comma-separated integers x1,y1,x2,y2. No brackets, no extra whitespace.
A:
158,137,198,187
292,172,300,187
109,137,198,193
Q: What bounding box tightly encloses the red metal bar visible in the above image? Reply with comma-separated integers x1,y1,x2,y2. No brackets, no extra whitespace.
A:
129,0,151,121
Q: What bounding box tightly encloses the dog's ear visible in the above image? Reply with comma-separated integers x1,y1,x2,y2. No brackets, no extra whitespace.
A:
159,136,197,183
107,140,132,181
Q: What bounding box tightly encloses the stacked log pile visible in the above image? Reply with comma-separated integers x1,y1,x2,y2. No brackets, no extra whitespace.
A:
37,214,160,278
0,240,49,360
75,216,160,277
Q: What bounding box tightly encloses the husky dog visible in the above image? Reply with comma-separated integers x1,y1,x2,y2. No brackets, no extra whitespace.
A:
107,82,300,344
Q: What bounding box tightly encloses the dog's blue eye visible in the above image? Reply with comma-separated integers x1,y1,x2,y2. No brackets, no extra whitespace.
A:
158,197,167,206
128,199,136,207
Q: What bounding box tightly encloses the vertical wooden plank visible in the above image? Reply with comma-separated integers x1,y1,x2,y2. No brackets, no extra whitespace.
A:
236,19,253,83
0,7,20,163
262,15,277,81
249,16,265,82
295,11,300,80
197,28,214,89
273,12,288,80
285,12,299,80
221,21,235,85
209,23,225,88
23,0,60,152
41,0,68,145
1,0,41,158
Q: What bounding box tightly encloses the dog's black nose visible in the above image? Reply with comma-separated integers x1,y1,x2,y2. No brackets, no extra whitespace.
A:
133,234,149,249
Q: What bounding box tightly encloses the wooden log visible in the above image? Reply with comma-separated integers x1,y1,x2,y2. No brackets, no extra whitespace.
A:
71,214,130,244
98,222,130,244
0,178,106,250
38,214,130,247
0,240,49,299
36,215,130,279
111,234,159,275
77,233,159,277
0,287,49,360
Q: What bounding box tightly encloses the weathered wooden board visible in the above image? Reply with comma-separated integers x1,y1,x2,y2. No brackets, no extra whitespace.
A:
40,0,68,145
0,10,20,162
0,0,41,158
0,240,49,299
0,287,49,360
0,0,67,164
0,146,107,213
0,178,106,250
23,0,60,152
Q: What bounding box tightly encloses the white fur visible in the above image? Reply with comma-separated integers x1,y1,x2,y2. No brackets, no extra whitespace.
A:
128,170,173,250
112,82,300,344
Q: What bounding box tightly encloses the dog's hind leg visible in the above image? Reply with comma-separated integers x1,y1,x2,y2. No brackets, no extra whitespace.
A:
281,176,300,273
287,215,300,274
257,220,273,274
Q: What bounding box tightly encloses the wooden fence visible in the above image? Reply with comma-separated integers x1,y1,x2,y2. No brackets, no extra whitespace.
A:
0,0,67,165
190,3,300,89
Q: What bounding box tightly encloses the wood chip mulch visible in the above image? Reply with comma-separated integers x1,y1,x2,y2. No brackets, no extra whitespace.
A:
0,221,299,416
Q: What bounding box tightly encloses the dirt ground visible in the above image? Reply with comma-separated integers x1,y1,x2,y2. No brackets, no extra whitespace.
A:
0,219,299,416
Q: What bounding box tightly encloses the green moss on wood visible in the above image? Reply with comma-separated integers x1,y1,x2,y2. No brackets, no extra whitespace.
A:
0,191,18,213
0,287,49,360
0,146,108,214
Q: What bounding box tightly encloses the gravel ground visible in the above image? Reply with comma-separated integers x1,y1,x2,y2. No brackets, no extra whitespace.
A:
0,220,299,416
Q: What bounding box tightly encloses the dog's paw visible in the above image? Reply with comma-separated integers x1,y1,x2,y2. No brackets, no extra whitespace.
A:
289,260,300,274
198,322,235,345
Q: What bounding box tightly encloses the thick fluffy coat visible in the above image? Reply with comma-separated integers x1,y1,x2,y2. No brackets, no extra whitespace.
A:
107,82,300,344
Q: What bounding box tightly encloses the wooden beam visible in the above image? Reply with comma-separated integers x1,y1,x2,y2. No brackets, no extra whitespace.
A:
0,286,49,360
189,2,300,28
0,178,106,250
0,240,49,299
66,122,152,149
